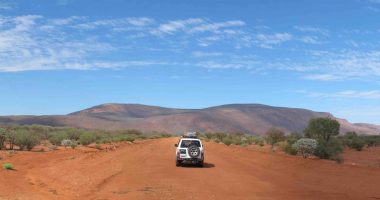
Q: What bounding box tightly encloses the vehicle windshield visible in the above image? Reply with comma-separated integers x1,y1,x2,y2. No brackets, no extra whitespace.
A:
180,140,201,148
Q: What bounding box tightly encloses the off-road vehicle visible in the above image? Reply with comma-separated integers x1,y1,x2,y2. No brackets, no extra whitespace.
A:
174,133,204,167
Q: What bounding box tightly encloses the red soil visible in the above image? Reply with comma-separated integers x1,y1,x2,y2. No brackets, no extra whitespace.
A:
0,138,380,200
343,146,380,167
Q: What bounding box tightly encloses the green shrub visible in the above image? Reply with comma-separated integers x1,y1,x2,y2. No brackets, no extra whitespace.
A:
293,138,318,158
348,137,366,151
48,132,68,146
314,138,343,160
364,135,380,147
342,132,366,151
5,130,16,150
245,136,254,145
231,137,244,145
3,163,14,170
116,129,143,136
253,137,265,147
277,141,288,151
204,132,214,139
0,128,6,150
222,137,232,146
70,140,78,149
14,130,40,151
284,144,298,155
286,132,303,145
160,133,172,138
215,132,227,141
66,128,81,140
265,128,286,149
240,143,248,147
79,132,97,146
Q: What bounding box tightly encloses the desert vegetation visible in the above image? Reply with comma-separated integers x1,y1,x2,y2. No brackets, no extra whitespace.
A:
280,118,379,162
3,163,14,170
201,117,380,163
201,132,265,147
0,125,173,151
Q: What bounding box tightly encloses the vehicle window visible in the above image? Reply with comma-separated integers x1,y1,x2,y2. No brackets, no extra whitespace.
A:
180,140,201,147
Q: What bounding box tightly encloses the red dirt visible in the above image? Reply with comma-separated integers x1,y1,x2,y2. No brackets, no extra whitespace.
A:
1,138,380,200
343,147,380,167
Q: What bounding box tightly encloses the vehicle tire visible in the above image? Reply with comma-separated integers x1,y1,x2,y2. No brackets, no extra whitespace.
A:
176,159,182,167
188,145,200,158
198,160,204,168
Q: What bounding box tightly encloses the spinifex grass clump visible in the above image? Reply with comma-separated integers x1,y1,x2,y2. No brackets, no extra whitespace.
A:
3,163,14,170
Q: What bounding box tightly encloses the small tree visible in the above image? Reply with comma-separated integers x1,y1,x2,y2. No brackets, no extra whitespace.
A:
343,132,366,151
5,130,16,150
293,138,318,158
0,128,6,150
265,128,286,150
304,118,340,142
79,132,96,146
215,132,227,141
14,130,40,151
204,132,214,140
49,131,68,145
66,128,81,141
286,132,303,145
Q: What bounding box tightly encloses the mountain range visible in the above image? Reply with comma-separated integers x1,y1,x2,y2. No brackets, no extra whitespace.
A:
0,103,379,135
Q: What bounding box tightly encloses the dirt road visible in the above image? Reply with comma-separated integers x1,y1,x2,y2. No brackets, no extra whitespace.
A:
1,138,380,200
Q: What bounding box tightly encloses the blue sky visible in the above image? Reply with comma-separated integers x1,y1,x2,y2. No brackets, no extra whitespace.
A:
0,0,380,124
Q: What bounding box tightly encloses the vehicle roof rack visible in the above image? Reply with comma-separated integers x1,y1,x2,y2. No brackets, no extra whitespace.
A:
182,132,198,138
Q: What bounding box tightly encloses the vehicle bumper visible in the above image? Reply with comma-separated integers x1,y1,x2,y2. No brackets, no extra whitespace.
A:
177,156,203,163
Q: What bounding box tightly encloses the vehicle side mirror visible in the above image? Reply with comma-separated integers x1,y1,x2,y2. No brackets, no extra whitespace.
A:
174,144,178,147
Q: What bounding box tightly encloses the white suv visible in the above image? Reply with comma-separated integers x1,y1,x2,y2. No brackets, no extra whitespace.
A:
175,137,204,167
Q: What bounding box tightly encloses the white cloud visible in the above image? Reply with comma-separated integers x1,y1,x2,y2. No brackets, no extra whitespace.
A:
0,15,164,72
192,51,223,57
300,36,320,44
197,59,261,69
282,50,380,81
298,90,380,100
197,36,223,47
150,18,246,37
304,74,341,81
188,20,245,33
151,18,204,35
49,16,84,26
197,61,245,69
294,26,329,36
336,90,380,99
255,33,293,48
0,15,256,72
74,17,154,30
